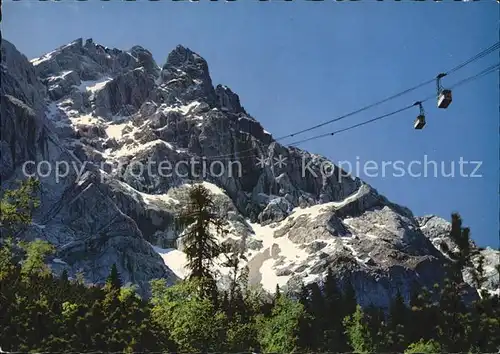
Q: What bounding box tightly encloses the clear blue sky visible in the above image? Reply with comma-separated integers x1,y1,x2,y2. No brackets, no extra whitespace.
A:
3,0,499,248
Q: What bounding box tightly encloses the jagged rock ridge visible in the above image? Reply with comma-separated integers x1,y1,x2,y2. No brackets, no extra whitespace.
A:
1,38,497,304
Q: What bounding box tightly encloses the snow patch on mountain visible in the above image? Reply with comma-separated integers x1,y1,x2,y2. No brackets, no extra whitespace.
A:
105,121,129,140
152,245,188,279
200,181,227,196
152,185,377,294
47,70,73,82
77,77,113,93
112,178,180,208
114,140,174,158
30,50,57,66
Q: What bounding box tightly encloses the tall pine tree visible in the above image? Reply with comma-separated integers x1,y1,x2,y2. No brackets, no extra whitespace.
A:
178,183,227,300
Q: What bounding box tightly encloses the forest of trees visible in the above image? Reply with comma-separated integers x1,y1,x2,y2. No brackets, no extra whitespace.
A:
0,179,499,353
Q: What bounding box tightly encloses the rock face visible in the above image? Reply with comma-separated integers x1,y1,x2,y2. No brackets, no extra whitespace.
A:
417,215,499,295
1,39,177,295
1,38,497,303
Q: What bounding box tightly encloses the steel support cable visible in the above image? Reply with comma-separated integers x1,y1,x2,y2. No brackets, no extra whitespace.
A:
286,63,500,148
275,41,500,141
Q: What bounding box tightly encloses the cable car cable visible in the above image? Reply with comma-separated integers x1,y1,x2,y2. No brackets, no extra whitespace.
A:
108,45,500,161
445,42,500,75
197,62,500,160
284,105,415,147
274,41,500,142
447,62,500,89
286,63,500,147
272,78,435,141
110,57,499,162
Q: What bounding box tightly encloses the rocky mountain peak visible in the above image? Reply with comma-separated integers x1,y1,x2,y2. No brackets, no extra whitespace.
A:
129,45,160,78
1,40,46,109
159,44,215,106
215,84,247,115
1,38,498,303
164,44,204,68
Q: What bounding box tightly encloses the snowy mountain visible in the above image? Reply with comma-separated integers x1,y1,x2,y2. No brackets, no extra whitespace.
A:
1,38,497,305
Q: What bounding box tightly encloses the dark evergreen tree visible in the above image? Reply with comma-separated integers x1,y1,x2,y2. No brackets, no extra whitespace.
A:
273,284,281,303
471,253,487,290
0,178,40,238
106,263,122,291
2,181,500,353
387,290,409,351
221,290,230,316
324,267,342,309
296,283,314,351
343,304,376,353
323,267,346,351
342,277,357,317
436,213,473,352
408,284,436,343
178,183,227,299
365,304,388,352
308,281,326,349
220,242,248,318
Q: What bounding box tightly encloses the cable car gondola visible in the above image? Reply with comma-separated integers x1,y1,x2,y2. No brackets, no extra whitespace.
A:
413,101,426,130
436,73,452,109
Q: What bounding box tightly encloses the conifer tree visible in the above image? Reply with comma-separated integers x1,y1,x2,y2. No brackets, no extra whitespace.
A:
221,290,230,316
19,239,55,279
308,282,326,349
364,304,388,352
409,284,436,343
257,295,306,353
436,213,473,352
296,283,314,351
178,184,227,299
387,290,408,351
106,263,122,291
323,267,345,351
342,277,357,317
220,242,248,318
324,267,342,309
343,304,375,353
471,253,487,291
0,178,40,238
273,284,281,302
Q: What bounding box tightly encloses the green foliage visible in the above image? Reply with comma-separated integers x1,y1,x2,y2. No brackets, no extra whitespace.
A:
0,180,172,352
471,253,487,289
225,315,259,352
0,238,17,281
446,213,474,276
0,178,40,238
19,239,55,278
151,278,226,352
343,304,376,353
404,339,442,353
178,183,228,299
386,290,409,351
256,295,306,353
1,180,499,353
105,263,122,291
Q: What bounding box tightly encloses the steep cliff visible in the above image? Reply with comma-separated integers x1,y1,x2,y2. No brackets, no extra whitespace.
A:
1,38,497,304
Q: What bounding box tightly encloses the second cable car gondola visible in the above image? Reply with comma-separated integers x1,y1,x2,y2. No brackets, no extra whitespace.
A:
436,73,452,109
414,115,426,129
413,101,426,130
